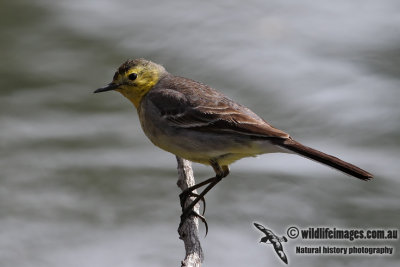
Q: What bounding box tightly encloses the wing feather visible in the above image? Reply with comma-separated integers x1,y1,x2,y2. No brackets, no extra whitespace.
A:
146,76,289,139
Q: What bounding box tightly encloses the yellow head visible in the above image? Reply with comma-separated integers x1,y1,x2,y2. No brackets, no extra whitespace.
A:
94,58,167,108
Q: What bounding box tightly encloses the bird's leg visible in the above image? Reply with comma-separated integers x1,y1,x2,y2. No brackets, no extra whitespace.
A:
180,191,207,216
179,162,228,213
179,163,229,212
179,162,229,235
179,177,216,213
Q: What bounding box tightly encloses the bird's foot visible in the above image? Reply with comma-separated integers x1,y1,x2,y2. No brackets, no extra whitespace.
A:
179,190,206,215
179,208,209,236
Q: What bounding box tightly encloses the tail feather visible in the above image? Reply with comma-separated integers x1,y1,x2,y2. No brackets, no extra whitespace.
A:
272,138,373,180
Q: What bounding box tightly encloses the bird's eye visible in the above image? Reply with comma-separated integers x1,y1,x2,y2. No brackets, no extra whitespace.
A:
128,73,137,80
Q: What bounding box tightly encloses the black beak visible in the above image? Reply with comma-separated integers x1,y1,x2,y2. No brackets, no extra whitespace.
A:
94,83,119,93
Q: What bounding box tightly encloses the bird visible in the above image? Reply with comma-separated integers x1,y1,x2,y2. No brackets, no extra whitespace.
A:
94,58,373,231
253,222,288,264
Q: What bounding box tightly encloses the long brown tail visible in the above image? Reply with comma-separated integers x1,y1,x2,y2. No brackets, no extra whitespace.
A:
272,138,373,180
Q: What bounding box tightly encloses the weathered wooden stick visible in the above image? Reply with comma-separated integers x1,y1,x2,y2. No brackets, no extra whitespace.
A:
176,156,204,267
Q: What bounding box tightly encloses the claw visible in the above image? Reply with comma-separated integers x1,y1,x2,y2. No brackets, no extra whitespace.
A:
179,190,195,209
186,192,206,216
196,212,209,237
179,191,187,210
179,209,209,237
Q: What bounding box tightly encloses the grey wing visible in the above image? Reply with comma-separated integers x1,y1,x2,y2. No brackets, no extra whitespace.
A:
146,86,289,139
145,88,216,128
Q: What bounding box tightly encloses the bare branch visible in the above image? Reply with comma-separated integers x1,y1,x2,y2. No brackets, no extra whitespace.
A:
176,156,204,267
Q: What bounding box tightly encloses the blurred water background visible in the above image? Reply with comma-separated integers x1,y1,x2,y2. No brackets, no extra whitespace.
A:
1,0,399,266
